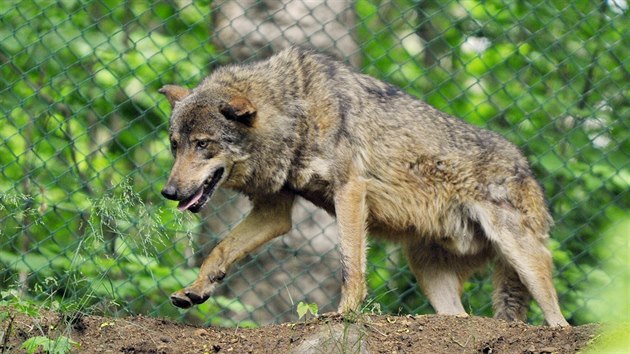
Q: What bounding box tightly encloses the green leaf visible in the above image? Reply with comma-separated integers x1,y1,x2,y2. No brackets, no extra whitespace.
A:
307,303,319,317
296,301,318,319
22,336,50,354
22,336,79,354
296,301,308,319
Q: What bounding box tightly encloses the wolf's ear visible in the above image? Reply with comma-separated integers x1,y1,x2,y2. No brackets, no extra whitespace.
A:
220,96,257,126
158,85,191,107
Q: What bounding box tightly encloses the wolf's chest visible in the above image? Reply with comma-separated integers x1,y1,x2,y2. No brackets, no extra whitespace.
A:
285,157,336,214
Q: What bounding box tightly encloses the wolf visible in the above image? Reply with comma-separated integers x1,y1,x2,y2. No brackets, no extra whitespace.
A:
158,46,569,327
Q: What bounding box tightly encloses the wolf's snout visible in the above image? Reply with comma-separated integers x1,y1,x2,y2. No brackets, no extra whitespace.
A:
161,185,178,200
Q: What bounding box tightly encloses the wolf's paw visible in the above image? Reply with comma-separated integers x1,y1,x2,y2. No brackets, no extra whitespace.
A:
170,288,212,308
548,318,571,328
170,270,224,308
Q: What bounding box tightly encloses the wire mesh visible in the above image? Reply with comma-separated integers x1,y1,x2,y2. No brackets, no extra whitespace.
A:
1,0,628,327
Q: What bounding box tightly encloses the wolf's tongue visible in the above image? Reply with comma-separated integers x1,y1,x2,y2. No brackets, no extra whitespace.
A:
177,188,204,212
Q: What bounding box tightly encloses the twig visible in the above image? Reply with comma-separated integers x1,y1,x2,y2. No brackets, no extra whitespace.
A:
363,322,387,337
451,333,472,349
1,312,15,354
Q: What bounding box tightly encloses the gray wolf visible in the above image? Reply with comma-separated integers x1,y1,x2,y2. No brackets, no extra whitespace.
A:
159,46,568,327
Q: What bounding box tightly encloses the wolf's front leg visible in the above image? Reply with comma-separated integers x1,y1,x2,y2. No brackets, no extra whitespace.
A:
171,192,295,308
334,176,368,314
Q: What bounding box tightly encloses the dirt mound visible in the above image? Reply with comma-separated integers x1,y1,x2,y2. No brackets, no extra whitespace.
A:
2,310,598,353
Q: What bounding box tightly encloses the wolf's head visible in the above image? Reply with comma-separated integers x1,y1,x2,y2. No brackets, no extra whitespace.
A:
158,84,255,213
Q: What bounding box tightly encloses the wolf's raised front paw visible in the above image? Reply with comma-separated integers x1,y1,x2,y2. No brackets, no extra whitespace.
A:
170,288,211,308
170,270,224,308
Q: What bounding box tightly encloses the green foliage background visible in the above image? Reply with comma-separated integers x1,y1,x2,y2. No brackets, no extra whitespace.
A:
1,0,628,326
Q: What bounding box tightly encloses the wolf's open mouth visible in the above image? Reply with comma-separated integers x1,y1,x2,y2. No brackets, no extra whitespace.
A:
177,168,225,213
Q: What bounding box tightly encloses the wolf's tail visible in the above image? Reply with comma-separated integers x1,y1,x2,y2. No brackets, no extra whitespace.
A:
492,258,532,322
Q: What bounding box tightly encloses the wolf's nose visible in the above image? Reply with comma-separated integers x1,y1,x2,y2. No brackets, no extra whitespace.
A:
161,185,178,200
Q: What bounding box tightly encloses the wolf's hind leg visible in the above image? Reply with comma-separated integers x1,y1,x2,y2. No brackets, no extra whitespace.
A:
470,202,569,327
493,258,531,322
404,242,485,316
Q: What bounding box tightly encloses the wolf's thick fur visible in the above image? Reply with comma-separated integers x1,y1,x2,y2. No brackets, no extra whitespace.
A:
159,47,568,327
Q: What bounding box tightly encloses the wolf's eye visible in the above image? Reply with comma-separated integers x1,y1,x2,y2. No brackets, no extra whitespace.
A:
196,140,208,150
170,140,177,150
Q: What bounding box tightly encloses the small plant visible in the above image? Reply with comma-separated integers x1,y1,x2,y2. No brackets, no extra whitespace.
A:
0,289,41,318
21,335,79,354
1,287,80,354
296,301,318,321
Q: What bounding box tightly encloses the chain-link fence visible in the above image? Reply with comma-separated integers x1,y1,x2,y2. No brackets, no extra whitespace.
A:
1,0,628,327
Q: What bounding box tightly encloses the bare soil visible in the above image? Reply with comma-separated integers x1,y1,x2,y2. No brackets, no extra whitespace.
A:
1,309,599,353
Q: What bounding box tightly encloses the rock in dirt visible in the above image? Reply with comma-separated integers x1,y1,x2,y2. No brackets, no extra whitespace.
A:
289,322,369,354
